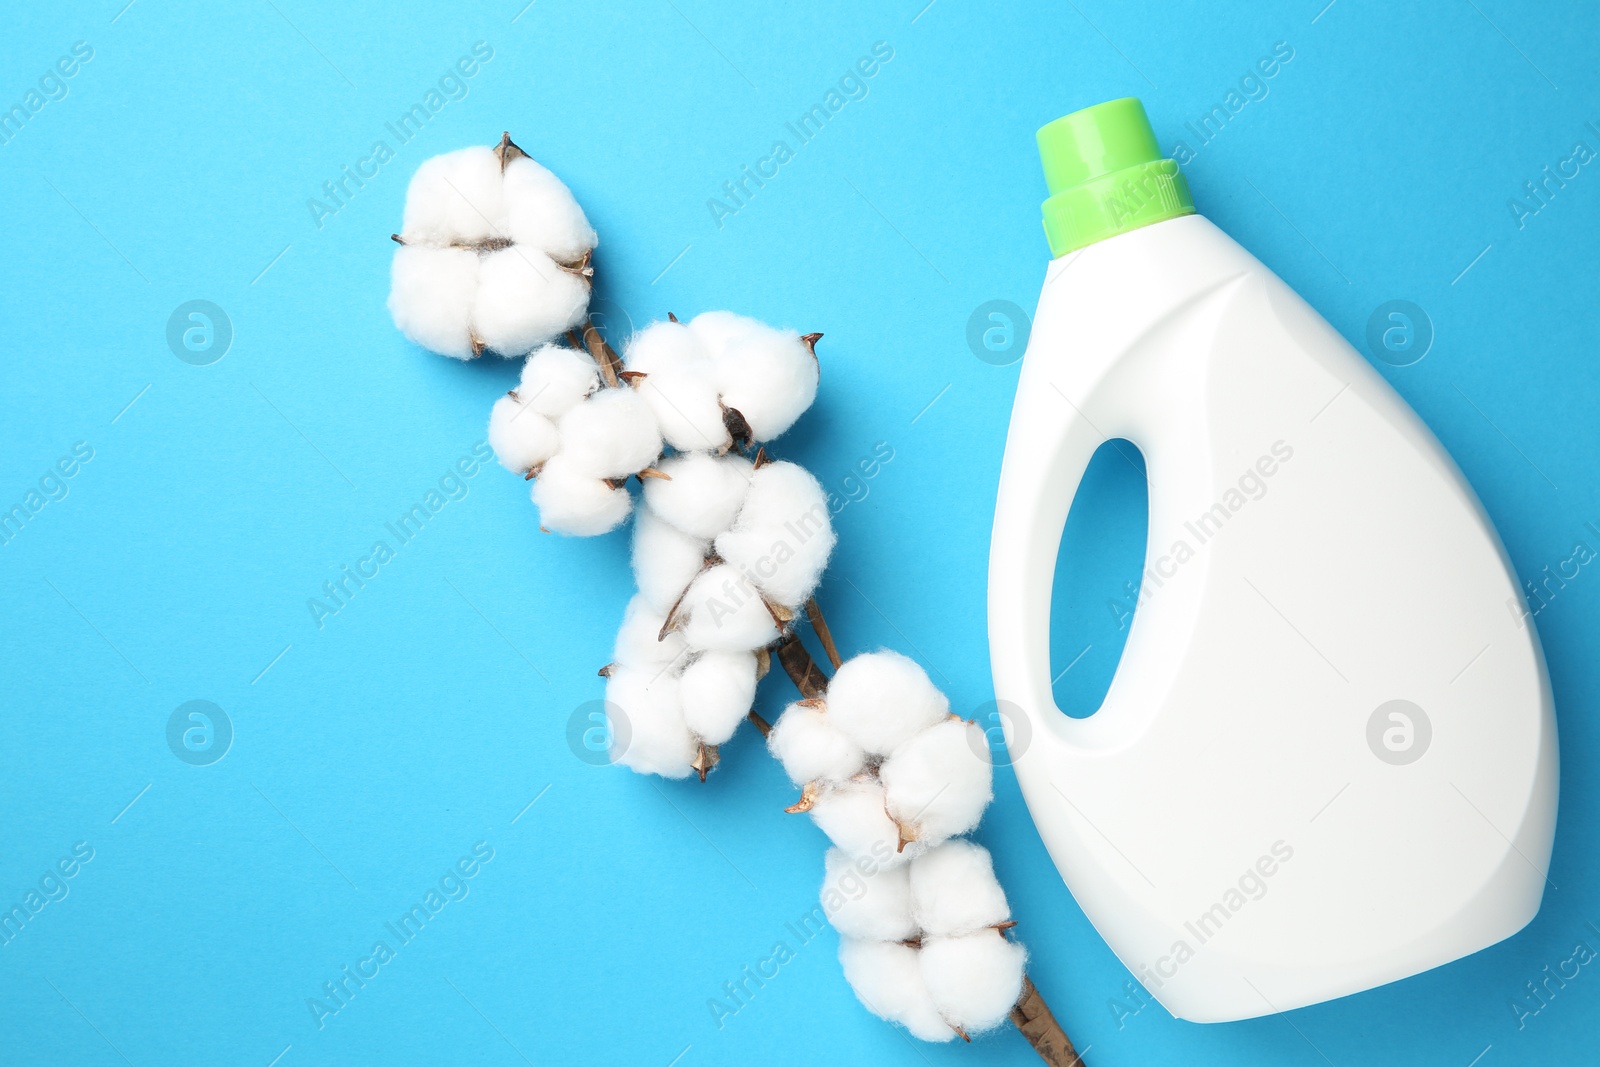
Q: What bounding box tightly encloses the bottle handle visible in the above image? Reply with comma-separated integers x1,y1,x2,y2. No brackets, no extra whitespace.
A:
988,373,1129,755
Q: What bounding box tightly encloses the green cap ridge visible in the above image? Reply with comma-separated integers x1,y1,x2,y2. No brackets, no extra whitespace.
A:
1036,98,1195,257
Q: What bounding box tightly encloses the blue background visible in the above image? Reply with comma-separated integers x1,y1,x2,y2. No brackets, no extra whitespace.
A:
2,1,1596,1064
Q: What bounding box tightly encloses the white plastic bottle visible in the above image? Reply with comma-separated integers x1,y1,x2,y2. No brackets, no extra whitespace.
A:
987,98,1557,1022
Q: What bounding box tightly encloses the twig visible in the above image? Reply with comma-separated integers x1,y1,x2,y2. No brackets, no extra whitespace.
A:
577,312,1081,1065
580,315,624,388
774,631,829,699
1010,976,1084,1067
772,606,1084,1066
805,596,843,669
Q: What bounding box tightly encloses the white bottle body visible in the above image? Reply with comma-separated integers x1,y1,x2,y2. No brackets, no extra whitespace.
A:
988,213,1557,1022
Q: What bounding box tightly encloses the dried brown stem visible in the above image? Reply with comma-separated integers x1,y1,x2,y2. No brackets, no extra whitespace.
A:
581,315,624,388
774,631,828,700
804,596,843,670
747,709,772,737
1010,976,1084,1067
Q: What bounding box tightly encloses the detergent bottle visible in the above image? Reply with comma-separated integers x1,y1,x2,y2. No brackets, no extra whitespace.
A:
987,98,1558,1022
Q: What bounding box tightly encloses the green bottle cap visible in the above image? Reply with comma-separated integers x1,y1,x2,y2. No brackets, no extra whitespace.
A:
1036,98,1195,257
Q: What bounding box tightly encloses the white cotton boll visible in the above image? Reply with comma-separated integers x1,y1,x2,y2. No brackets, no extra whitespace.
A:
713,461,834,608
472,246,591,356
558,388,664,480
612,595,688,672
821,848,916,942
766,702,865,786
678,650,757,745
624,321,728,453
529,455,632,536
488,393,560,474
689,310,823,442
624,319,708,375
638,362,728,453
881,719,993,846
631,509,708,616
919,933,1027,1035
686,309,764,358
388,246,479,360
500,155,597,264
809,780,916,867
605,668,697,779
910,841,1011,938
518,343,600,418
711,325,819,442
399,146,505,244
642,453,753,541
838,939,954,1043
825,650,950,757
679,563,779,652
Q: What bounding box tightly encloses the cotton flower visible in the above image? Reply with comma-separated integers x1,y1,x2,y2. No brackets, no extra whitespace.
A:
825,651,950,756
529,455,632,536
604,667,696,779
677,563,780,652
687,311,819,442
611,596,688,673
766,701,865,787
909,841,1011,937
821,847,916,942
395,145,505,243
556,387,663,480
631,509,708,616
713,460,834,609
624,320,729,452
497,151,599,263
678,650,758,746
809,780,918,867
388,246,480,359
517,343,601,418
838,939,953,1043
919,932,1027,1035
642,452,753,540
389,139,597,359
488,391,560,475
881,718,993,846
472,248,592,355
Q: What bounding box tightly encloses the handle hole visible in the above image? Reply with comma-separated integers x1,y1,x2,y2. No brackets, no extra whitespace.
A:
1050,438,1149,718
